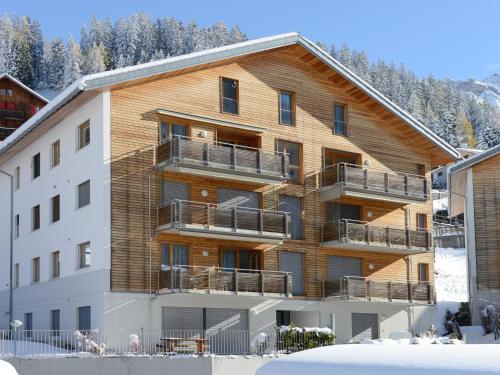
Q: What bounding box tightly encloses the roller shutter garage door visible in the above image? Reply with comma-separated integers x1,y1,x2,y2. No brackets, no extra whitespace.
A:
161,306,203,335
162,180,190,203
206,308,249,354
279,251,304,295
352,312,378,340
327,256,362,280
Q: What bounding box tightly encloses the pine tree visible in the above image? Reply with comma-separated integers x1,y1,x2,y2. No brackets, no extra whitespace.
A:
63,35,81,88
29,19,44,85
9,18,33,86
229,25,247,44
183,20,200,53
82,43,106,74
49,36,66,90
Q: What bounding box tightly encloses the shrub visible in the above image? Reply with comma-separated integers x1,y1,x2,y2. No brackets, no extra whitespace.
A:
453,302,471,327
278,324,335,353
480,305,499,338
443,310,454,335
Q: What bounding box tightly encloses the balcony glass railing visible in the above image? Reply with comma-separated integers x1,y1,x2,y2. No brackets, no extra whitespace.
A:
322,276,434,303
157,135,289,180
157,265,292,296
320,163,429,201
157,199,291,239
321,219,432,250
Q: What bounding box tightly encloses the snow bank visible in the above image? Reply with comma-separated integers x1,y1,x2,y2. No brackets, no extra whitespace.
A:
0,360,18,375
257,345,500,375
359,337,462,345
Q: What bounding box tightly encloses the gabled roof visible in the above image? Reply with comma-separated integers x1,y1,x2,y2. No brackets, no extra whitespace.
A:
0,73,49,103
449,144,500,174
0,32,460,160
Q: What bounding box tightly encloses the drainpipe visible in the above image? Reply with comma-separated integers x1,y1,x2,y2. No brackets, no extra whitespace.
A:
0,169,14,328
148,168,153,353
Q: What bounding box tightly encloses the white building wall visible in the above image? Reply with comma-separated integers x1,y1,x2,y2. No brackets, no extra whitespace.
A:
0,92,111,329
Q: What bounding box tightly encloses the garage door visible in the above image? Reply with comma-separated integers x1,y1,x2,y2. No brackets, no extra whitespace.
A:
352,312,378,340
327,256,362,280
279,251,304,295
206,308,249,354
162,180,190,204
161,306,203,334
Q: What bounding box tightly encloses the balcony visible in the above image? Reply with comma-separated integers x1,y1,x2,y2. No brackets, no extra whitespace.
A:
157,200,291,243
319,163,429,204
0,108,25,121
322,276,434,304
321,219,432,254
157,136,288,184
157,265,292,297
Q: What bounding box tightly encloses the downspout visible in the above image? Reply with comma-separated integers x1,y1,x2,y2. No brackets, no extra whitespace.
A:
0,169,14,327
148,168,152,353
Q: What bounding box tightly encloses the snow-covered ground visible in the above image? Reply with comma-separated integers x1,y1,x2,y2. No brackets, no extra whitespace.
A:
257,345,500,375
0,341,68,356
433,197,448,213
0,360,18,375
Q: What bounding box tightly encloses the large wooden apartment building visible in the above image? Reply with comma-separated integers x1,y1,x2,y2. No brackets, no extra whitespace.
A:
0,33,458,346
450,144,500,324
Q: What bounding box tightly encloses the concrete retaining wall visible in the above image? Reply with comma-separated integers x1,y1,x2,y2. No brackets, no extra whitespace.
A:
3,356,273,375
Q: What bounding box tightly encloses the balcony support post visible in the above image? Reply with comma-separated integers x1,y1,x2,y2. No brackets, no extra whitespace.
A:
367,279,371,301
408,281,413,303
170,267,174,293
388,281,392,302
234,269,239,295
260,270,265,295
257,149,262,175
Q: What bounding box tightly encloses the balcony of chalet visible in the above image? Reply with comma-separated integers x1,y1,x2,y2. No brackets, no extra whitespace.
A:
156,265,292,297
319,163,429,205
321,219,432,254
157,135,288,185
322,276,434,305
156,199,291,244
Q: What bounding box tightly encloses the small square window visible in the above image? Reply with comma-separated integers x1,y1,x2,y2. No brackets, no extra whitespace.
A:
51,140,60,168
32,153,41,179
32,205,40,231
51,195,60,223
78,121,90,149
279,92,295,126
77,180,90,208
221,77,239,114
78,242,91,268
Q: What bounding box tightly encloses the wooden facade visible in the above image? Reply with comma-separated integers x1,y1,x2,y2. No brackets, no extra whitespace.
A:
0,74,47,141
108,44,447,299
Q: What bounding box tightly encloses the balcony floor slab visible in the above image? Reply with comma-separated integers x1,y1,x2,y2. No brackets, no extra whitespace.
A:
320,240,430,255
319,184,427,205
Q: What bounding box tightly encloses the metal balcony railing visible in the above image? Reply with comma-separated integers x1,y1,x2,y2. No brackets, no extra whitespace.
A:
157,135,289,180
320,163,429,201
322,276,434,304
321,219,432,251
0,108,25,120
157,199,291,240
157,265,292,296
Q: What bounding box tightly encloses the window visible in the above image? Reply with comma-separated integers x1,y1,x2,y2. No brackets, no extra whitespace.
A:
161,243,189,270
279,91,295,125
279,251,304,295
32,153,40,179
78,121,90,149
77,180,90,208
32,205,40,231
276,310,291,326
25,313,33,336
32,257,40,283
279,195,303,240
15,166,20,190
221,77,239,114
418,263,429,282
50,309,60,335
333,104,347,136
15,214,19,238
51,251,60,279
277,140,302,183
51,140,60,168
78,306,91,331
220,249,260,270
438,171,443,177
417,163,426,177
78,241,91,268
159,122,188,143
416,213,427,229
14,263,19,288
51,195,60,223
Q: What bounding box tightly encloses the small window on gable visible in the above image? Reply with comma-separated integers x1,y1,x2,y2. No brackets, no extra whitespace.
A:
221,77,239,114
333,104,347,136
78,121,90,149
279,91,295,126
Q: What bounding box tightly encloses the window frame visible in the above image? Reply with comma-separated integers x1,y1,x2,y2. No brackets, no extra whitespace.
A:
333,103,348,136
159,121,190,144
32,153,41,179
78,241,91,269
416,213,428,230
51,194,60,223
220,77,239,115
77,180,91,209
51,140,61,168
161,243,190,270
32,257,40,284
77,120,91,150
51,251,60,279
32,204,40,231
50,309,61,335
418,263,430,282
276,139,303,184
279,90,296,126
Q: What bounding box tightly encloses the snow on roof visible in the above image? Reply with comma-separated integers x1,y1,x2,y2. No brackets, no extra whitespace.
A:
0,73,49,103
0,32,460,161
257,345,500,375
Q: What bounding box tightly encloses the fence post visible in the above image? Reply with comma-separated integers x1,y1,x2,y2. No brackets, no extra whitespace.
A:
388,281,392,302
408,281,413,303
260,270,265,295
179,267,183,293
234,269,239,294
367,279,371,301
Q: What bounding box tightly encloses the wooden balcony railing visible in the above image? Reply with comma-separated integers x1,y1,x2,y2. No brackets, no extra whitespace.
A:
0,108,25,120
157,199,291,240
157,135,289,180
322,219,432,251
322,276,434,304
320,163,429,201
157,265,292,296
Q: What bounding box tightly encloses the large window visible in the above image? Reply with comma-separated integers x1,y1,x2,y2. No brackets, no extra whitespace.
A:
333,104,347,136
78,306,91,331
159,122,188,143
32,153,40,179
161,243,189,270
32,257,40,284
277,140,302,183
78,121,90,149
77,180,90,208
51,195,60,223
32,205,40,231
51,251,60,279
279,195,303,240
51,140,60,168
279,91,295,126
279,251,304,295
220,249,260,270
221,77,239,114
78,241,91,268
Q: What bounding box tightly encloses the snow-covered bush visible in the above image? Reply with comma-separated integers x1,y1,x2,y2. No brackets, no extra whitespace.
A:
251,332,272,355
74,330,106,355
443,310,454,335
278,324,335,353
480,305,499,338
129,334,141,353
424,325,438,339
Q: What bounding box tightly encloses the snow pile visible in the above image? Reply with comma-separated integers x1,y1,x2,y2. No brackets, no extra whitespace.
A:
435,247,468,302
257,345,500,375
433,197,448,213
359,337,462,345
0,360,18,375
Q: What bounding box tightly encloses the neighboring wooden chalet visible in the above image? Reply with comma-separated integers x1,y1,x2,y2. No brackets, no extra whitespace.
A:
449,144,500,323
0,73,48,141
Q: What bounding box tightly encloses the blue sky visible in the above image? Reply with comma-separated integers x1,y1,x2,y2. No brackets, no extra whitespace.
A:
3,0,499,80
